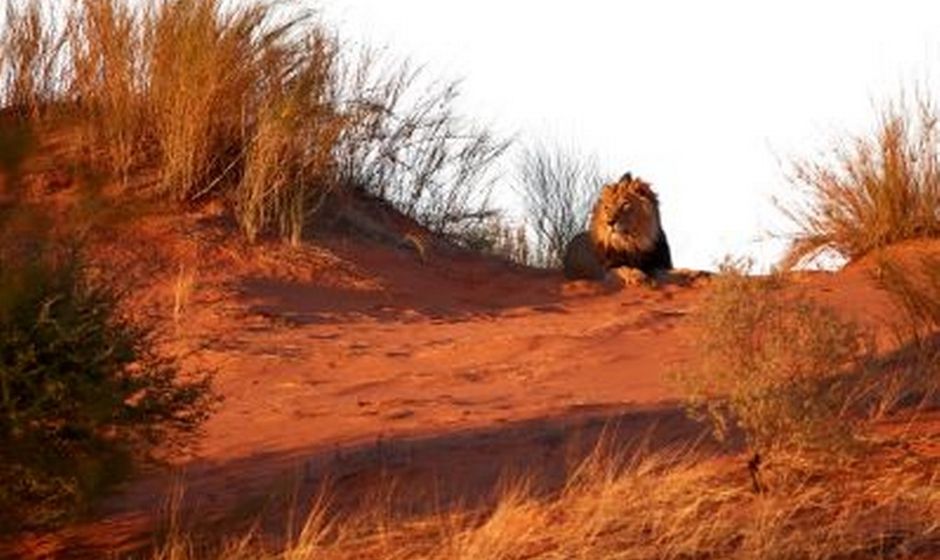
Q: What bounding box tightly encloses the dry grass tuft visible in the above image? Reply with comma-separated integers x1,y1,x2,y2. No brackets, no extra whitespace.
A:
172,263,195,328
145,0,268,202
236,29,345,244
782,100,940,269
67,0,144,182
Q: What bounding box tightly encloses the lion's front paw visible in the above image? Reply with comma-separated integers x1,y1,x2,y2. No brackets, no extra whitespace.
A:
607,266,649,288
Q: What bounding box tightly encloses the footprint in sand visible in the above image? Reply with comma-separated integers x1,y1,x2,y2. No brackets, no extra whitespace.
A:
456,370,486,383
385,409,415,420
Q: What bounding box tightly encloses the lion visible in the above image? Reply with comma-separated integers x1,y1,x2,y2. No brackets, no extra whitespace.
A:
563,173,672,282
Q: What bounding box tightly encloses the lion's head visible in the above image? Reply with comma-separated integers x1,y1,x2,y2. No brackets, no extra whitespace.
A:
589,174,662,258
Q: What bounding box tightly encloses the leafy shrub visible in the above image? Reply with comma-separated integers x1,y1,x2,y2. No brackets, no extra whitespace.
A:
0,130,213,531
673,260,873,454
782,101,940,268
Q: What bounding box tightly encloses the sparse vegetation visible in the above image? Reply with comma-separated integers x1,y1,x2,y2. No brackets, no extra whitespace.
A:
672,259,874,455
0,0,65,120
339,66,509,242
455,213,531,264
782,99,940,268
517,144,601,267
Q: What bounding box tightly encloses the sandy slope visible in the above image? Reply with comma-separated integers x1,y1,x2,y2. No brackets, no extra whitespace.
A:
11,208,924,558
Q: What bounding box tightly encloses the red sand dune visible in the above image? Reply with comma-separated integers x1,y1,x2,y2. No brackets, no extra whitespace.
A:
9,205,932,558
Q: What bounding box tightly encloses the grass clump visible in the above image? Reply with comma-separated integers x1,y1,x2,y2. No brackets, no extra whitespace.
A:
783,100,940,268
68,0,148,183
672,259,873,455
235,29,345,244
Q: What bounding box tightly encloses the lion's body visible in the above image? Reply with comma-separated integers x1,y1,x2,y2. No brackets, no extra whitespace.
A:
563,231,607,280
563,174,672,280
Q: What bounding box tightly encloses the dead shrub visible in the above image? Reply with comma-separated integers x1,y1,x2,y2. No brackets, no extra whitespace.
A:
516,144,601,268
0,0,66,119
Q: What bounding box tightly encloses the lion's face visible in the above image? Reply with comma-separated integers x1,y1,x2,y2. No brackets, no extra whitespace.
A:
590,179,661,255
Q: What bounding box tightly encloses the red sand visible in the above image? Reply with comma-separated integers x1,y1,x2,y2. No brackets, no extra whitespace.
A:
8,206,933,558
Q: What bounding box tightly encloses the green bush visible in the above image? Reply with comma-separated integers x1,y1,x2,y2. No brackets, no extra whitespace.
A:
0,232,213,530
0,128,213,531
673,261,873,454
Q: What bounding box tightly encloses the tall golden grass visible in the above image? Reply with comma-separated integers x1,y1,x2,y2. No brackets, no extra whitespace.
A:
1,0,507,244
783,101,940,269
67,0,142,183
148,441,938,559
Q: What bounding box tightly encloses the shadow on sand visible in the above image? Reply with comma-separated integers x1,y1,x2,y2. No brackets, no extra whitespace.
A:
234,237,616,325
32,401,728,558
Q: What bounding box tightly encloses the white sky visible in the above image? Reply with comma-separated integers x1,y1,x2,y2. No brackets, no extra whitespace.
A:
319,1,940,270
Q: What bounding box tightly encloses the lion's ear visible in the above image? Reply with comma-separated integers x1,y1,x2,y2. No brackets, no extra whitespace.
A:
635,181,656,201
619,172,633,183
